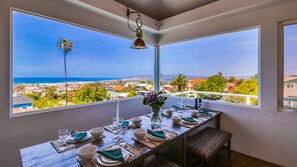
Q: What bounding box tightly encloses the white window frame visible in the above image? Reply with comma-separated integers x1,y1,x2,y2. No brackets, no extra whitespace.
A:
10,8,156,117
278,19,297,112
159,27,261,109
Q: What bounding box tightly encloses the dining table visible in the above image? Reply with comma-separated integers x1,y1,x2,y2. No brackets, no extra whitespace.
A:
20,109,221,167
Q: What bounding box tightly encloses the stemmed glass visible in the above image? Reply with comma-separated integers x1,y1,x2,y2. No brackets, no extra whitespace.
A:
118,126,128,143
112,117,124,129
58,129,68,150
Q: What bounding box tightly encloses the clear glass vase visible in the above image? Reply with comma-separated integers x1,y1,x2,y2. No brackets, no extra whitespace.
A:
151,107,162,130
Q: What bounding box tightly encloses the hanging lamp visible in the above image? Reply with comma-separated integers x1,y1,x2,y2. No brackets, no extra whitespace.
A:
127,8,147,49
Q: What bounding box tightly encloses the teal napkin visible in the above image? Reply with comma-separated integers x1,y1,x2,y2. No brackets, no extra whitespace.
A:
182,117,197,123
70,131,87,142
121,120,129,127
199,111,211,115
97,148,124,161
147,129,166,139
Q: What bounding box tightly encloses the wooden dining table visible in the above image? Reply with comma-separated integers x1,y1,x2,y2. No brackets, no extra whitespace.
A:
20,109,221,167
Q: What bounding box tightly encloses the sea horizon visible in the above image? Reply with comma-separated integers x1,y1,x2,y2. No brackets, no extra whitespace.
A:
13,77,122,85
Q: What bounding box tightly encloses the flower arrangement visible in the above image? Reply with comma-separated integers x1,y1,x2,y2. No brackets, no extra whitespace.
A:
142,91,167,112
143,91,167,128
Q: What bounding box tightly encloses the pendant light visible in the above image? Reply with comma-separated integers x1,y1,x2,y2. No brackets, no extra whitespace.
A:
127,8,147,49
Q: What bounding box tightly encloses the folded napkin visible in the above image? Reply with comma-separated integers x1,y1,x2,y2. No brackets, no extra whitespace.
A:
70,131,87,142
97,148,124,161
147,129,166,139
182,117,198,123
121,120,129,127
199,111,211,115
172,105,182,110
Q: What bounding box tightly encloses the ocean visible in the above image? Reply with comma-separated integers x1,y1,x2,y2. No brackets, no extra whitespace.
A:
13,77,120,84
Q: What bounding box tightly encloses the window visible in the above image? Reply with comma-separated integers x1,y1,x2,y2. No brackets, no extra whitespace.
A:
285,83,295,89
12,11,154,114
282,22,297,109
160,28,259,106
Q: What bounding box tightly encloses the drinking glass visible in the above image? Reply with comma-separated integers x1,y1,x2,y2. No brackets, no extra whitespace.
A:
112,117,124,129
118,126,128,142
58,129,68,146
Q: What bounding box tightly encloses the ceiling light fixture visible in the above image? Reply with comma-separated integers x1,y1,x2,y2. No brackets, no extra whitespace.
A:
127,8,147,49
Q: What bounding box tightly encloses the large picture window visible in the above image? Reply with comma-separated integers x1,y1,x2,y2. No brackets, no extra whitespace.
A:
283,23,297,109
160,28,259,106
12,11,154,113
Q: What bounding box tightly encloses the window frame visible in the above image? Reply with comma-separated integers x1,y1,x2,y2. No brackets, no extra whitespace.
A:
10,8,155,117
278,19,297,112
159,27,261,108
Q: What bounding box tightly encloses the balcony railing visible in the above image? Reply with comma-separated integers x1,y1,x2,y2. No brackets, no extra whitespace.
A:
170,91,258,105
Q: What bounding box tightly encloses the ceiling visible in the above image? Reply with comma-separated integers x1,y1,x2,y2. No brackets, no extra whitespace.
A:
114,0,218,21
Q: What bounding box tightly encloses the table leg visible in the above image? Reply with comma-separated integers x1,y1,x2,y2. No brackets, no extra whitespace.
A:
216,114,221,129
182,134,187,167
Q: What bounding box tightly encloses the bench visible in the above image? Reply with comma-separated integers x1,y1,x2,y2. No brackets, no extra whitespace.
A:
187,127,232,166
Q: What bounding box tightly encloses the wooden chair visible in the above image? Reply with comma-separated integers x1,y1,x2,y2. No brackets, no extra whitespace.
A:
187,127,232,167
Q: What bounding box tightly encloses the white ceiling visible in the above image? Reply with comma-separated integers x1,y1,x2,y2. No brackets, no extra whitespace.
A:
114,0,218,21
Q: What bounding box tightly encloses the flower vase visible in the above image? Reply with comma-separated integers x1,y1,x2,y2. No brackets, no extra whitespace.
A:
151,107,162,129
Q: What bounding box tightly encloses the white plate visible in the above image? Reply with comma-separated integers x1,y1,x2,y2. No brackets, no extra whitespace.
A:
182,119,198,125
147,131,169,142
97,147,129,166
66,131,91,143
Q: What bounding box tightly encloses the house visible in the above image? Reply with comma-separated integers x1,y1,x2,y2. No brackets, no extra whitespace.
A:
283,76,297,107
124,82,139,88
135,83,153,91
13,94,33,110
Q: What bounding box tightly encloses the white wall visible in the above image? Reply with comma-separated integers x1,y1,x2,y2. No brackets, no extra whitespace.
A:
159,1,297,167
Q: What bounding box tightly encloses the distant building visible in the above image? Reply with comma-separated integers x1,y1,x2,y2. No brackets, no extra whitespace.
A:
113,86,125,91
13,95,33,109
284,76,297,108
124,82,139,88
136,84,153,91
190,78,206,86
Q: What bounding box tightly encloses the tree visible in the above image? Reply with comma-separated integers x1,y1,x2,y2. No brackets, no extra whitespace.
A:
228,76,237,83
15,84,25,92
24,92,41,101
170,74,188,91
72,84,109,104
57,38,74,106
195,72,226,92
127,90,137,97
195,72,226,100
224,78,258,105
45,86,57,100
116,80,124,86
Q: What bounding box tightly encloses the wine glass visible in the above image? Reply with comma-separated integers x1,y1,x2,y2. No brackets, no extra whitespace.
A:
112,117,124,129
58,129,68,147
118,126,128,142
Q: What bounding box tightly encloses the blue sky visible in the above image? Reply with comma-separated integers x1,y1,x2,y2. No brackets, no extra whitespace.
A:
13,11,154,78
161,29,259,77
13,11,296,78
284,24,297,76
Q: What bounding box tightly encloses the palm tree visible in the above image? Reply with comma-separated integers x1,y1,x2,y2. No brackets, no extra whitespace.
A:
57,38,74,106
170,74,188,91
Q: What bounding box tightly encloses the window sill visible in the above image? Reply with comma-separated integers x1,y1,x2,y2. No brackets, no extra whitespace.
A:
10,96,143,118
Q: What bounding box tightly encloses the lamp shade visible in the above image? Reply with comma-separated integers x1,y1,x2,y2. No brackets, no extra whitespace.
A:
131,37,147,49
